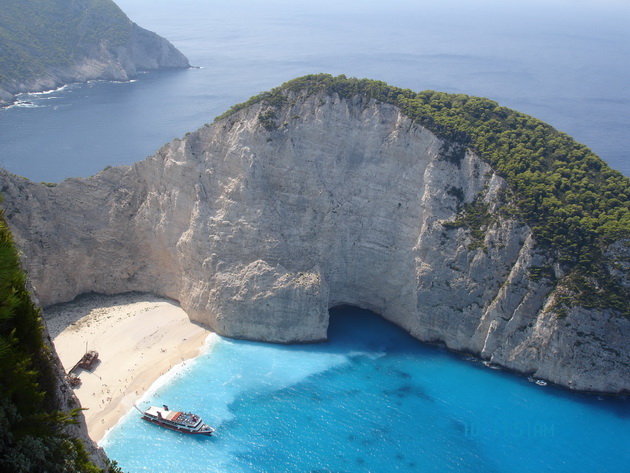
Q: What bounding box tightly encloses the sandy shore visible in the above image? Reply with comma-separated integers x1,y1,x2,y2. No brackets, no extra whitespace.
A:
44,292,212,443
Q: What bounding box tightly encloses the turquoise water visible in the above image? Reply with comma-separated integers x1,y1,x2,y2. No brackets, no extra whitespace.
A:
1,0,629,181
102,307,630,473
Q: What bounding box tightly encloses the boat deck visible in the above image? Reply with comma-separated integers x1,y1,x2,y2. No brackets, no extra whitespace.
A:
145,406,200,426
141,405,214,435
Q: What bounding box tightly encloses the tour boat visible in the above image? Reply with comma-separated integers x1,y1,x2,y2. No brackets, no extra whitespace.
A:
140,405,215,436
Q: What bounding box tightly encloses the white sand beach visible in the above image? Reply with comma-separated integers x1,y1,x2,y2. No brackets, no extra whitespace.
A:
44,293,212,443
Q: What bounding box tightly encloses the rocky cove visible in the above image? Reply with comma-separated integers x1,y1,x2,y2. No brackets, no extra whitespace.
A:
2,81,628,394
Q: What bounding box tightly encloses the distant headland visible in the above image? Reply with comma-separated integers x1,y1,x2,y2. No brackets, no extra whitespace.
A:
0,0,189,106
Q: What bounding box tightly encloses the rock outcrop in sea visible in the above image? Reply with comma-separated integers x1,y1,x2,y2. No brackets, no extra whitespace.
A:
0,0,189,105
1,77,628,394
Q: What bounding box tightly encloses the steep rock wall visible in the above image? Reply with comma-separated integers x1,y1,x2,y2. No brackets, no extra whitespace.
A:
1,91,628,392
42,325,108,469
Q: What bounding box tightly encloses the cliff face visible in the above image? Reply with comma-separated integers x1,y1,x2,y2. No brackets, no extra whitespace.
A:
1,90,628,393
0,0,189,105
42,326,108,469
0,210,106,470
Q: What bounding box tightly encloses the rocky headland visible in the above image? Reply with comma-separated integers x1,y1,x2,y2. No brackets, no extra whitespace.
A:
0,0,189,106
1,75,628,394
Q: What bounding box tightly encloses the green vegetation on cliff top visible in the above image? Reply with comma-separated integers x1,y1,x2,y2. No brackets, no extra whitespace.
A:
0,0,131,87
218,74,630,314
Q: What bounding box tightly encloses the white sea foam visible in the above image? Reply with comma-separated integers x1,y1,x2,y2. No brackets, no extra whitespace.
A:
348,350,386,360
138,333,219,400
30,85,68,95
6,85,72,109
10,100,42,109
99,404,136,447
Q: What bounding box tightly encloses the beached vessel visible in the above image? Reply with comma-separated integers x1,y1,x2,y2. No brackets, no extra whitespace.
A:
77,350,99,370
140,405,215,436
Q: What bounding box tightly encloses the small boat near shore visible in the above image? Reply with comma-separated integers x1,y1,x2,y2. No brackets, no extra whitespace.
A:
139,405,215,436
528,376,548,386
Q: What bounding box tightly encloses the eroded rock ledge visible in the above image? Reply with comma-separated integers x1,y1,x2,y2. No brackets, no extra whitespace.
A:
1,89,628,393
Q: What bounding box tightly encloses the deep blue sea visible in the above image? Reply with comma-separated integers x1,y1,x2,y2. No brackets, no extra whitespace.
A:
102,307,630,473
0,0,628,181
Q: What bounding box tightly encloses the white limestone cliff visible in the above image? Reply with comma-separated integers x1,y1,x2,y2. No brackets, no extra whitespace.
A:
1,90,628,393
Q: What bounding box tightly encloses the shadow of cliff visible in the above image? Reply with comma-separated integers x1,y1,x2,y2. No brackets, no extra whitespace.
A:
42,291,183,338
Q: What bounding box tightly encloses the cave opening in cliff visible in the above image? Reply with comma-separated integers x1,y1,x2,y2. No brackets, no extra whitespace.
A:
327,305,411,349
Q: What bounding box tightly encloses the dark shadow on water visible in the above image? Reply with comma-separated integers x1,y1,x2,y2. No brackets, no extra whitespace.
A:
325,305,437,356
227,305,434,360
223,304,630,420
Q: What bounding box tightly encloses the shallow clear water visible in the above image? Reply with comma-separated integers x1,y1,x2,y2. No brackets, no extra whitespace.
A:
0,0,629,181
102,307,630,473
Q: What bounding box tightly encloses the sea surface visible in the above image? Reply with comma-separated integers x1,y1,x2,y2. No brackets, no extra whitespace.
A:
102,307,630,473
0,0,629,181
